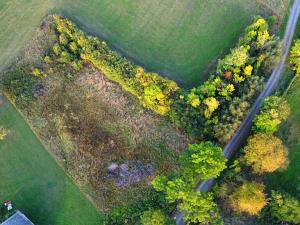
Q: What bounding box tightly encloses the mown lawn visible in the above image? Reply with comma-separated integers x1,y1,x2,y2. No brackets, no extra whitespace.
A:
0,97,102,225
1,0,285,87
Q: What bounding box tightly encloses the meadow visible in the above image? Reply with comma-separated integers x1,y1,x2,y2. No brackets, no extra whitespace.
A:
1,0,287,86
0,97,102,225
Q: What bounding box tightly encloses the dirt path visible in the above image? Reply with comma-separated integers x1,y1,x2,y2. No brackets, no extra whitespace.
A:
175,0,300,223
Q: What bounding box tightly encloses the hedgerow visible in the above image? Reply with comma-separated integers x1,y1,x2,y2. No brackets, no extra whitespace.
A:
51,16,179,115
170,18,281,142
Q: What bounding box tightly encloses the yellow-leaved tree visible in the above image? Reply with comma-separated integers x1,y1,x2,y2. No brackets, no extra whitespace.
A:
243,133,288,174
229,182,267,215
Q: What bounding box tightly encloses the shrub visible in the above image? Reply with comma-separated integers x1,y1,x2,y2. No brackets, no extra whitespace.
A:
140,210,169,225
52,43,62,56
0,127,9,140
243,133,288,174
44,56,52,64
31,68,42,77
229,182,267,215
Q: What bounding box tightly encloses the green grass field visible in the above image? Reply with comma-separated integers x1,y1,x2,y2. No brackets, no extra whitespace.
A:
1,0,279,87
0,0,51,71
0,97,102,225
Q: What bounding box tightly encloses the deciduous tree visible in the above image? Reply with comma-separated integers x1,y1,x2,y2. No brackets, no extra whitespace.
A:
180,142,227,180
229,182,266,215
243,133,288,174
290,39,300,77
179,191,223,225
268,191,300,224
253,96,290,134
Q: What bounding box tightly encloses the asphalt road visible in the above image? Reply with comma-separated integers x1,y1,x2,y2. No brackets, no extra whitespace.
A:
175,1,300,224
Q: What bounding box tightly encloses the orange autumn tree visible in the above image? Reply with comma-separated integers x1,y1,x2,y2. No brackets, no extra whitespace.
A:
243,133,288,174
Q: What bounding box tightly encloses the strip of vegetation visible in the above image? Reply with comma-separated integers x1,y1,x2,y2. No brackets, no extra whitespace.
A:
171,18,281,142
211,41,300,225
50,16,179,116
48,16,281,145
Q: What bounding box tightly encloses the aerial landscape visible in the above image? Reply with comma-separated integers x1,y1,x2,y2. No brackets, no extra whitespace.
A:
0,0,299,225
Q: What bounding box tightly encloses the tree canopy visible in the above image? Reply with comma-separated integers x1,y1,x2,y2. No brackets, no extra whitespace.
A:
180,142,227,180
140,210,168,225
243,133,288,174
179,191,223,225
229,182,267,215
268,191,300,224
253,96,290,134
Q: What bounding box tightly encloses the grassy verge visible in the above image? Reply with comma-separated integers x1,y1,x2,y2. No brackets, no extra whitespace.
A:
0,97,102,225
265,18,300,199
266,79,300,198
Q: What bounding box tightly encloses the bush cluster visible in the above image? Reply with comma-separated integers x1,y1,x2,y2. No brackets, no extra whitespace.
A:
2,68,38,109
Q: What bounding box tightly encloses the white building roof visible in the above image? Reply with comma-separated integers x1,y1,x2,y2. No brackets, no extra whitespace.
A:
1,211,34,225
